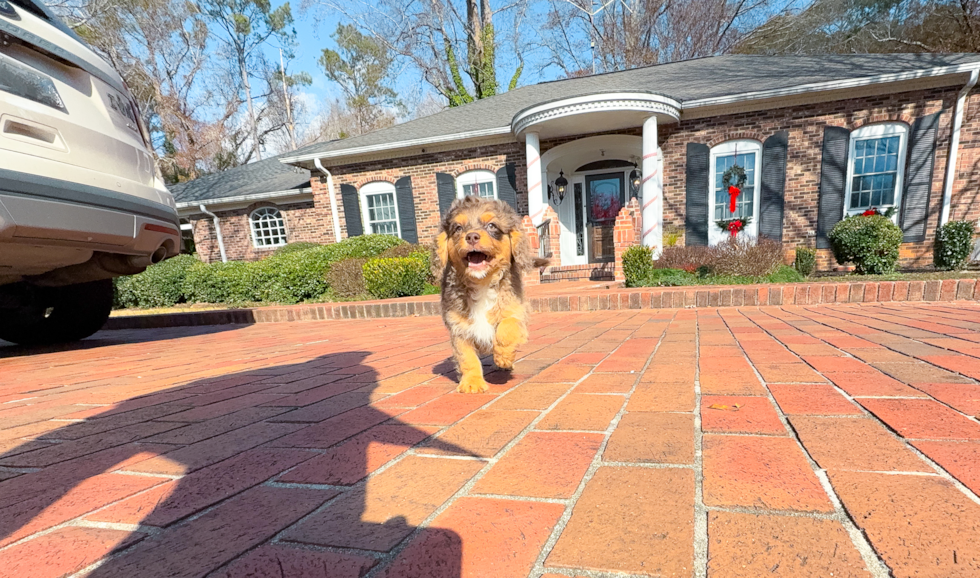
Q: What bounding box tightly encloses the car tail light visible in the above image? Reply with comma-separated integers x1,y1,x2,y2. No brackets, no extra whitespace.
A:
0,51,65,111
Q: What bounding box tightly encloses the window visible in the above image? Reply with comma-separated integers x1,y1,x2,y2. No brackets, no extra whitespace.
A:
846,123,908,219
179,218,196,254
708,140,762,245
360,181,401,236
456,170,497,199
249,206,287,248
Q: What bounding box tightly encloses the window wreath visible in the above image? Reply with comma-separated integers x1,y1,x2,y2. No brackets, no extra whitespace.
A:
716,164,749,237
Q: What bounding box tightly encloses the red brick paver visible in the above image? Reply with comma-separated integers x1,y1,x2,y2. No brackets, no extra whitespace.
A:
3,302,980,577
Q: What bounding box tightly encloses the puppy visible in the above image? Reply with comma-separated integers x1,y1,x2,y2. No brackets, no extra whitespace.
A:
432,196,547,393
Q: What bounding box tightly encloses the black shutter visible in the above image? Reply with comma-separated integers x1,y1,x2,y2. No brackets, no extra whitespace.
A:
339,183,363,237
685,142,710,246
901,113,940,242
496,163,518,211
816,126,851,249
436,172,456,216
760,131,789,242
395,176,418,244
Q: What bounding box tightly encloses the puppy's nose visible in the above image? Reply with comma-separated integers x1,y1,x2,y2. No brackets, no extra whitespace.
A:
465,232,481,245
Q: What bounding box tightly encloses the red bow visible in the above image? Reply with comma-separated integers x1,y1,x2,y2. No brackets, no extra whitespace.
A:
862,208,878,217
728,186,740,213
728,220,742,238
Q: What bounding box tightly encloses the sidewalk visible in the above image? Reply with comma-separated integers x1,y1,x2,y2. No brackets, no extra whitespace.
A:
2,302,979,577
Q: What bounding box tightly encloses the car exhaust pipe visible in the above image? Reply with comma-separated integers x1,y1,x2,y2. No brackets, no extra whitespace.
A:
27,251,157,287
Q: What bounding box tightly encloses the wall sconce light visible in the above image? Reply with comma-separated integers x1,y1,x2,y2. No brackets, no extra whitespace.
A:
549,170,568,205
629,163,641,198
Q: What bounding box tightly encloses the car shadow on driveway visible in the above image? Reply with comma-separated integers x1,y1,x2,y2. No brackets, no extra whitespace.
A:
0,325,249,359
0,351,471,577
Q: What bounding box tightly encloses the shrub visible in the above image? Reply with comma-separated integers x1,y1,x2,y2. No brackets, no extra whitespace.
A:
183,261,258,304
362,253,430,299
379,243,425,259
327,258,369,298
272,242,320,256
643,268,699,287
794,246,816,278
328,234,405,260
829,215,903,274
713,236,783,277
655,245,719,273
622,245,654,287
934,220,976,271
662,225,683,248
113,254,199,309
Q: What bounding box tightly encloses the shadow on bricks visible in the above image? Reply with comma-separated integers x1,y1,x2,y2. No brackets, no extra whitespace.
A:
0,351,474,578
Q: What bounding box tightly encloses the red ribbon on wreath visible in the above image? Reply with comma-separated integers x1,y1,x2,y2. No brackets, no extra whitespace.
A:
728,185,740,213
861,208,878,217
727,219,743,238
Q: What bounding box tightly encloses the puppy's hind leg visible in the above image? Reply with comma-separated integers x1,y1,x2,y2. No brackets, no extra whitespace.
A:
452,335,488,394
493,315,527,371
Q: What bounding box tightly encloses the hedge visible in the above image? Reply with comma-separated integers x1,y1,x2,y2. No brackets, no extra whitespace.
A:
934,220,975,271
362,249,431,299
829,215,903,274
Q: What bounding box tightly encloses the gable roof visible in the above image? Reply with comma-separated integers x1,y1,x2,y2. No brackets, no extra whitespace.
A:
282,53,980,167
169,154,312,207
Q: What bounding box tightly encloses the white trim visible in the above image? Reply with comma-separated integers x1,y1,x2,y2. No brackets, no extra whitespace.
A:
684,64,980,109
843,123,908,223
279,127,512,165
512,92,681,136
359,181,402,238
249,206,289,249
941,68,979,226
456,169,497,199
708,139,762,247
174,188,312,210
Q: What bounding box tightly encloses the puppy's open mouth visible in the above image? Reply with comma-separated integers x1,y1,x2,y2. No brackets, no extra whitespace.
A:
466,251,491,270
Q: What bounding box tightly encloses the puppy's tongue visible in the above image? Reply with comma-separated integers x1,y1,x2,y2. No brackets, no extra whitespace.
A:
467,252,489,268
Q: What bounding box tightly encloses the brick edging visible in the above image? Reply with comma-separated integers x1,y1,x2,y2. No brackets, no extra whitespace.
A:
103,279,979,330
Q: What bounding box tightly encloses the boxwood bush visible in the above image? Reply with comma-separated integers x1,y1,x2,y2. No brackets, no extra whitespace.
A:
113,254,199,308
363,251,430,299
622,245,654,287
182,261,259,304
934,220,975,271
829,215,903,274
794,246,816,278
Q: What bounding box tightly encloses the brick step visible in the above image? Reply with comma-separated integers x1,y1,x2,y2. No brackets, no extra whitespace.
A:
103,278,980,330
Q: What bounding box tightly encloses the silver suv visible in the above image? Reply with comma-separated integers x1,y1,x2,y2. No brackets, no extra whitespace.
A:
0,0,179,345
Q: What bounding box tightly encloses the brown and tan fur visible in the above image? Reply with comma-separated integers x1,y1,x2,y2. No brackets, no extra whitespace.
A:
432,196,547,393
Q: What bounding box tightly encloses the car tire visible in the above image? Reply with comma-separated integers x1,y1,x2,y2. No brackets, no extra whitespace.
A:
0,279,114,346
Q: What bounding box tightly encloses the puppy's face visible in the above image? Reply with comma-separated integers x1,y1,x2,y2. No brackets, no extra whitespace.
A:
435,196,529,284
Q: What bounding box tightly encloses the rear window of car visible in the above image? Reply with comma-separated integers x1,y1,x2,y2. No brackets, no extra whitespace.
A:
8,0,49,21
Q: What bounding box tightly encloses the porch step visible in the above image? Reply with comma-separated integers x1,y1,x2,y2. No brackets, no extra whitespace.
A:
541,263,615,283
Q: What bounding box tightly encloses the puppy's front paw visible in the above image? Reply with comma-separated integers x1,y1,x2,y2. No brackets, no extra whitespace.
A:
457,376,489,394
493,350,515,370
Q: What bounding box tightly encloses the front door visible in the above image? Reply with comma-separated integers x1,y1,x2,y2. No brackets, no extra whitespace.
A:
586,173,625,263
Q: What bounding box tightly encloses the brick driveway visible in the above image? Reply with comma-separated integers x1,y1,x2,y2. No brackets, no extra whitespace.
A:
2,303,980,578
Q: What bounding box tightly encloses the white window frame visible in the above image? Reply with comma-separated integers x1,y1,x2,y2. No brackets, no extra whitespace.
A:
708,139,762,247
844,123,908,224
359,181,402,237
456,169,497,199
249,206,288,249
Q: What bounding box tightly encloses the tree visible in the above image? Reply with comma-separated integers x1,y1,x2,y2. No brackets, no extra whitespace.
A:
306,0,527,107
539,0,780,76
319,24,400,135
737,0,980,55
197,0,297,160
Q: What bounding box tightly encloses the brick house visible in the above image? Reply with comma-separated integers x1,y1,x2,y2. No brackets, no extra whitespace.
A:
179,54,980,280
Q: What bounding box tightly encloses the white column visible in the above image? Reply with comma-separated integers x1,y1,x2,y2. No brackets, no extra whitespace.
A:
641,116,663,253
526,132,545,225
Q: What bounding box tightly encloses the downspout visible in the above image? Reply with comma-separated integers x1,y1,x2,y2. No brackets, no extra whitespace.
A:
199,204,227,263
941,67,980,226
314,158,344,243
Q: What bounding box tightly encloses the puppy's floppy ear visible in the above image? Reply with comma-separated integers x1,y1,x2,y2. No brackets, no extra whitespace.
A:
431,232,449,277
509,229,545,273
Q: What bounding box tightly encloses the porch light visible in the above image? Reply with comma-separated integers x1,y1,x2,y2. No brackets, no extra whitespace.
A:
553,170,568,204
629,164,641,198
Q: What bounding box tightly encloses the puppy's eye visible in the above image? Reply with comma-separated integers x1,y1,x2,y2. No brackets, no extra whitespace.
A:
486,223,499,233
452,225,463,235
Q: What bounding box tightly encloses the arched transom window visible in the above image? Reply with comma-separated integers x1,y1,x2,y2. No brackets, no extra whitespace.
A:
456,170,497,199
250,206,288,248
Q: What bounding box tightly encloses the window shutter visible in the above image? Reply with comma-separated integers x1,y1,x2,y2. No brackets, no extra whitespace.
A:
496,163,519,211
901,113,940,243
760,131,789,242
436,172,456,216
685,142,710,246
816,126,851,249
339,183,363,237
395,176,418,243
